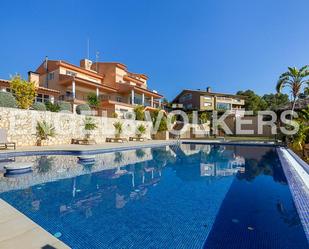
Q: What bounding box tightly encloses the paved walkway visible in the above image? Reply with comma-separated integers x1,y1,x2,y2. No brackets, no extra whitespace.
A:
0,199,70,249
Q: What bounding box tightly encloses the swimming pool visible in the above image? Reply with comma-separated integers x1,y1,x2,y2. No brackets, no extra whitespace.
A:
0,144,308,249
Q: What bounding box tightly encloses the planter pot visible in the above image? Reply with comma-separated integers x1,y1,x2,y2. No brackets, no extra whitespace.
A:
36,140,49,146
153,131,169,140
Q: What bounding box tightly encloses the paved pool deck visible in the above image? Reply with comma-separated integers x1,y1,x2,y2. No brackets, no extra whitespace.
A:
0,199,70,249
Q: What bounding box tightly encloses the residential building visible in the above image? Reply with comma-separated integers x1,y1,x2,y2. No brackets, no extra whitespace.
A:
0,78,60,103
172,88,245,112
33,58,163,117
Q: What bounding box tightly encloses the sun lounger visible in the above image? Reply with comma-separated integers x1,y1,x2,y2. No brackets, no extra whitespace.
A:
129,137,144,142
106,137,128,143
0,129,16,150
71,138,96,145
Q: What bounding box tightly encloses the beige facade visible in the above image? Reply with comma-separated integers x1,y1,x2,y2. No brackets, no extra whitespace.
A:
33,58,163,117
173,89,245,112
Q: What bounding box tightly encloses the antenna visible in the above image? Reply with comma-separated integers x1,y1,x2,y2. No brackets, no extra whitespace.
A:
96,51,100,72
45,56,49,88
87,38,90,59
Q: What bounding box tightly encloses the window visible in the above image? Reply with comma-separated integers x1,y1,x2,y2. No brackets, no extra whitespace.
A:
185,103,193,109
216,103,231,110
36,94,43,102
204,96,212,101
204,102,212,107
44,95,50,103
179,93,192,102
48,72,54,80
116,96,123,102
66,70,77,77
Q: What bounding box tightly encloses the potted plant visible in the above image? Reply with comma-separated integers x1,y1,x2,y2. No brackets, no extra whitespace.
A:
36,121,56,146
113,121,123,138
84,117,97,139
87,93,100,109
136,124,146,138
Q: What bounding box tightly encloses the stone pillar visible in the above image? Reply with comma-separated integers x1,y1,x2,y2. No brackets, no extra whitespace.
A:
96,87,99,98
159,99,162,107
72,79,76,99
131,89,135,105
151,96,154,108
142,93,145,106
50,96,55,104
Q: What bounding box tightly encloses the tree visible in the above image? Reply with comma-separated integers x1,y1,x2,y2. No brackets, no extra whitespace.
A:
292,105,309,154
236,90,267,113
261,93,289,111
10,75,37,109
276,65,309,115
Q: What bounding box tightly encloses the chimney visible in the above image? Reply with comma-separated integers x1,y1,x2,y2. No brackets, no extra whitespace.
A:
28,71,40,87
80,59,93,70
206,87,211,93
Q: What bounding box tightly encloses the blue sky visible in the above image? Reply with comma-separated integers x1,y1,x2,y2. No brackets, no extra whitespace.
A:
1,0,309,100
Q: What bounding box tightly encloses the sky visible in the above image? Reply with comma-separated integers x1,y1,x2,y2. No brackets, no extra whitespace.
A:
1,0,309,100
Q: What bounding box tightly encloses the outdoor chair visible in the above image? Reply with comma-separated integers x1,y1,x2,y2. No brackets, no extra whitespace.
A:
71,138,96,145
106,137,128,143
129,137,144,142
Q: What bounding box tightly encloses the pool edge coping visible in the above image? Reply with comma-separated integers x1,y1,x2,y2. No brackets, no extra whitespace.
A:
0,141,177,158
276,147,309,243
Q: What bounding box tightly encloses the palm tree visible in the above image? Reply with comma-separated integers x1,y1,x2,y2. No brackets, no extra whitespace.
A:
276,66,309,116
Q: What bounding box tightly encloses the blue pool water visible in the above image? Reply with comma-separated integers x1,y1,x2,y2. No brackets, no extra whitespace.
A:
0,144,308,249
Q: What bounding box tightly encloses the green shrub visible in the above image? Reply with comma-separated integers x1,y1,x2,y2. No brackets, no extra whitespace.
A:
0,92,17,108
199,112,209,124
84,117,97,131
36,120,56,145
76,104,91,115
87,93,99,108
45,101,60,112
111,112,118,118
134,105,145,120
151,109,168,132
113,121,123,138
32,102,46,111
58,101,71,112
10,75,36,109
136,124,146,138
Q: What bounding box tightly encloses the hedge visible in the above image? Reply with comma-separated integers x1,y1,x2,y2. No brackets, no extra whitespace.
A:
0,92,17,108
76,104,91,115
57,101,72,112
45,101,60,112
32,102,46,111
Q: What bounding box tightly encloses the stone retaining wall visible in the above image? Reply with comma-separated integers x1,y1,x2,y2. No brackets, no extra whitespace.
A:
0,107,152,147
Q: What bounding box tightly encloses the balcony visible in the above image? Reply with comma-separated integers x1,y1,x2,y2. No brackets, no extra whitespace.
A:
99,95,128,104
